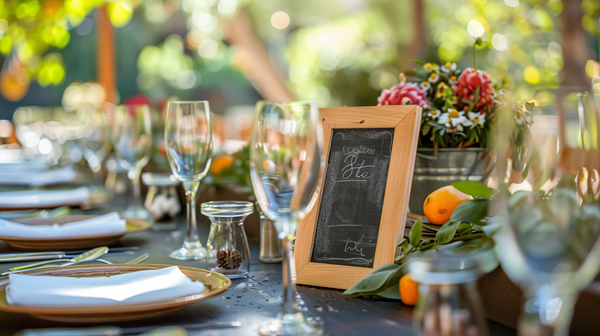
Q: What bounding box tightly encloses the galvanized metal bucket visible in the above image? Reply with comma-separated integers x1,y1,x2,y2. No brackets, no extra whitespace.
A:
409,147,491,215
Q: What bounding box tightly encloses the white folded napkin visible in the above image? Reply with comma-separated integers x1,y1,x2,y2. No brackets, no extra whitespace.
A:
0,160,49,171
0,166,77,186
0,187,89,208
6,266,206,307
0,212,126,238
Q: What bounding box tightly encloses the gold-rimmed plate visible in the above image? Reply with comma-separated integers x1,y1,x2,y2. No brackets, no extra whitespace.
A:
0,264,231,322
0,216,152,251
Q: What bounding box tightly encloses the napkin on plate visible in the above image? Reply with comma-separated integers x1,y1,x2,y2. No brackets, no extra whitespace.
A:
0,212,126,238
6,266,206,307
0,166,78,186
0,187,90,208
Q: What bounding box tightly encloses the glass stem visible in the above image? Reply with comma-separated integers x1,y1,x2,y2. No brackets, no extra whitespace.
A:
183,181,200,247
281,231,299,316
129,166,143,208
518,292,575,336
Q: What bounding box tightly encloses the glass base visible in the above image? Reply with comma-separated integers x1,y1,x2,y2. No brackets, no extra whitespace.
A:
260,257,283,263
122,205,152,221
258,312,324,336
169,243,207,260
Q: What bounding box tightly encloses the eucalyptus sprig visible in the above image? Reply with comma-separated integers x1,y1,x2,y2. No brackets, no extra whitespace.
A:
343,181,495,300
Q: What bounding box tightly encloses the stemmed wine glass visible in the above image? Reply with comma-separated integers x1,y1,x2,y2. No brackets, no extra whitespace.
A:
165,101,213,260
250,101,325,336
492,88,600,336
79,104,112,185
112,104,153,220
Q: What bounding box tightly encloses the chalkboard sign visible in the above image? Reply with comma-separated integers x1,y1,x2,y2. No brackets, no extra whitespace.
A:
310,128,395,268
295,105,422,290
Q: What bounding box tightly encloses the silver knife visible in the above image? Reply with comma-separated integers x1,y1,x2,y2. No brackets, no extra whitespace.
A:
14,321,242,336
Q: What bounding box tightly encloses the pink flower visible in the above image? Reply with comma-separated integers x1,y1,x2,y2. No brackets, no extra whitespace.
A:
452,68,495,112
377,83,430,108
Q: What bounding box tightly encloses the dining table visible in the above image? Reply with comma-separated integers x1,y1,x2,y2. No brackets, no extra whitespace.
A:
0,198,515,336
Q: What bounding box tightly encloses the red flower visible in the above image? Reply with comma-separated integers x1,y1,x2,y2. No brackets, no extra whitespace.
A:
122,94,152,115
452,68,495,112
377,83,430,108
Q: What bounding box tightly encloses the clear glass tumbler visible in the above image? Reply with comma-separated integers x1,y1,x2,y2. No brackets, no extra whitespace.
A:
202,201,253,279
409,253,490,336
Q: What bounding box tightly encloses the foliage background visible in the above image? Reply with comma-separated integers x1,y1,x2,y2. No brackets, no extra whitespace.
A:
0,0,598,119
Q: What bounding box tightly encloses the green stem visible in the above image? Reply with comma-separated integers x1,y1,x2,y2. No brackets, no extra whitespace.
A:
449,233,485,243
473,40,477,70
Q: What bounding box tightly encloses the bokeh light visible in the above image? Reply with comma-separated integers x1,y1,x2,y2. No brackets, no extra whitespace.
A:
467,19,485,37
271,11,290,30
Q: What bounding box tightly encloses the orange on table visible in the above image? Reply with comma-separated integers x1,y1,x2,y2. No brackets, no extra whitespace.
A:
423,186,471,225
399,274,419,306
211,154,235,176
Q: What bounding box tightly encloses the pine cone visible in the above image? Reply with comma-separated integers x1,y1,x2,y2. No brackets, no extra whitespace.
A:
216,248,242,270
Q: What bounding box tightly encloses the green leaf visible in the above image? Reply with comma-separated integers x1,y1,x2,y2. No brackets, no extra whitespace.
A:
376,284,401,300
422,223,440,231
422,122,432,136
452,181,493,198
450,199,489,223
436,221,459,244
458,222,472,236
412,60,426,65
344,263,403,297
409,217,422,247
398,238,409,252
525,101,536,112
420,239,437,251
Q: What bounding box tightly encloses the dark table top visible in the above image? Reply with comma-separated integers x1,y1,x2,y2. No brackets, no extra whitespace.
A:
0,202,515,336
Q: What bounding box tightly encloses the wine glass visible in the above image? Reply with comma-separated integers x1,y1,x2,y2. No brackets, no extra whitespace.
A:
492,88,600,335
112,104,153,220
79,104,112,184
250,101,325,336
164,101,212,260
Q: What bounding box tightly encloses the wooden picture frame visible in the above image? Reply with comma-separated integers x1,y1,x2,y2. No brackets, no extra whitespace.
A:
295,105,422,290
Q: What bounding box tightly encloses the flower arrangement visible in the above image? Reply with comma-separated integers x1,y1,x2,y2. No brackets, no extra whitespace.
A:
378,61,503,149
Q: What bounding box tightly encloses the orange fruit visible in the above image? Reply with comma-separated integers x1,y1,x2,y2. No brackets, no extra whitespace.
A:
211,154,235,176
399,274,419,306
423,186,471,225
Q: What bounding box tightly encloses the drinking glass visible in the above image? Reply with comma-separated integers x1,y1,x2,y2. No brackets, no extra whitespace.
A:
250,101,325,336
493,88,600,336
165,101,212,260
112,104,153,220
79,105,112,183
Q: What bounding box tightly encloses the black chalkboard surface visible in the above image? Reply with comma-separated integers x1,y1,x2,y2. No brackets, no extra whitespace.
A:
310,128,395,268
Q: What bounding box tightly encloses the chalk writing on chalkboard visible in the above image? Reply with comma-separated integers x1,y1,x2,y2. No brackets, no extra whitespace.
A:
310,128,394,268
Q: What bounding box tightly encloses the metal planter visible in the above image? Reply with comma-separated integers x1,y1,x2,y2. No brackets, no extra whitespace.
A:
409,147,490,215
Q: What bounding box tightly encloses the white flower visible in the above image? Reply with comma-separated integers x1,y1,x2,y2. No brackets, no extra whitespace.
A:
428,72,440,83
399,73,407,84
441,62,457,73
515,108,525,125
420,81,431,92
427,109,441,119
439,109,466,131
463,112,486,128
449,75,458,85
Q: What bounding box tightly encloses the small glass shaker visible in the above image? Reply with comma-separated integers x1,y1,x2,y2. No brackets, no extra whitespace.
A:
142,172,181,230
258,205,282,263
202,201,253,278
408,252,490,336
